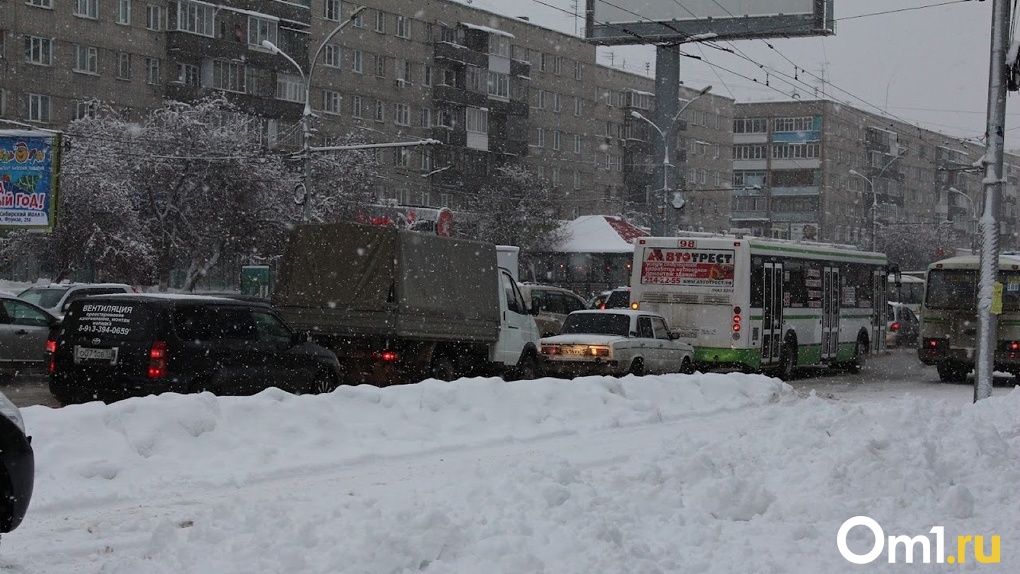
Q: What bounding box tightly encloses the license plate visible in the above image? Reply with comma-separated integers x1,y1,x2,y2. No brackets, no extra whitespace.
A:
561,347,589,356
74,345,118,364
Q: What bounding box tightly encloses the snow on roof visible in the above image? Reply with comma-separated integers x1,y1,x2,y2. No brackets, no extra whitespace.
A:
460,22,515,38
555,215,648,253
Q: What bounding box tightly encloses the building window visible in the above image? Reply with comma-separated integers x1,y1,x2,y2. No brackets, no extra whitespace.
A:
574,97,582,116
771,142,820,159
351,95,362,118
352,50,363,73
374,55,386,77
423,65,432,86
733,117,767,134
466,107,488,134
177,0,215,37
394,103,410,126
28,0,53,6
552,168,560,187
323,44,341,68
774,116,815,132
375,11,386,33
553,93,562,112
487,71,509,99
176,62,198,85
72,45,98,74
210,60,244,92
553,131,561,151
491,35,511,58
420,108,432,128
146,5,164,31
28,93,50,122
537,128,545,148
537,90,546,109
276,73,304,102
248,16,278,48
323,90,342,114
395,59,411,82
116,0,131,24
574,61,582,80
24,36,53,66
441,67,456,86
352,10,364,28
573,170,581,190
394,149,410,168
420,150,433,172
396,15,410,38
75,0,99,19
324,0,341,21
574,134,581,154
75,100,99,120
554,56,563,75
373,100,386,122
116,52,131,79
145,57,160,84
733,144,767,160
539,53,548,72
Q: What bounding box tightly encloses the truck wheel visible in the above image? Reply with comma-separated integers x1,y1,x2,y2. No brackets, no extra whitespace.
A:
431,356,458,382
515,354,541,381
937,362,968,383
310,370,340,394
629,358,646,377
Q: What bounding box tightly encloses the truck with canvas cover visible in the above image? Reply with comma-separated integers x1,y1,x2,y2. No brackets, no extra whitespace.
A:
272,221,542,385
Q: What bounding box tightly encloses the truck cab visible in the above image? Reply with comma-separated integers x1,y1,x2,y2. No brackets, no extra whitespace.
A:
494,268,542,376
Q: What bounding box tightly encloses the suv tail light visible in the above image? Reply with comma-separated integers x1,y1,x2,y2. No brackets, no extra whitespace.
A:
148,341,168,379
890,321,900,332
46,339,57,373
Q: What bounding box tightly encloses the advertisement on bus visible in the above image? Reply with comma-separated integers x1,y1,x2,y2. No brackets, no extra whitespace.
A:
638,247,735,287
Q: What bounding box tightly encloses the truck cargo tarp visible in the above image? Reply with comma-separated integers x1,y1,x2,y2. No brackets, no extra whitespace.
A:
274,222,500,332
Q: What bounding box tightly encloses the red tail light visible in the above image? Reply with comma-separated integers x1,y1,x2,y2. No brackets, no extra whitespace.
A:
148,341,167,379
1009,341,1020,351
47,339,56,373
380,350,399,362
890,321,900,332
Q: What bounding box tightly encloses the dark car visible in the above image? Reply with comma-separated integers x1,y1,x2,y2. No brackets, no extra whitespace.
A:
587,287,631,310
0,390,33,538
48,294,343,404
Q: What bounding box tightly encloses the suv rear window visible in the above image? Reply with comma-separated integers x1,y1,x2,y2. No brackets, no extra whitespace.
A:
65,301,153,341
18,286,69,309
173,305,258,341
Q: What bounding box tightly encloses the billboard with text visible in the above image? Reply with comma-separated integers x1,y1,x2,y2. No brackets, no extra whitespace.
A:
0,130,61,232
586,0,834,45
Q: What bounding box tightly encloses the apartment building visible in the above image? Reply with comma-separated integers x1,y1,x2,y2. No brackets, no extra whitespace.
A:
0,0,731,229
732,99,1020,252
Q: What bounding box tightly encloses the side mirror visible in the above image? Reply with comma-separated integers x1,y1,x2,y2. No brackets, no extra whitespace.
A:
529,302,541,316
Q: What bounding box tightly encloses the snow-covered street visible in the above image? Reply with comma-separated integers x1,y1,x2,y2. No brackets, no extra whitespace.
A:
2,370,1017,573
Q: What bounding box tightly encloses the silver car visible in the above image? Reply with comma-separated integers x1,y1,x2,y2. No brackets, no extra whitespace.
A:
0,294,60,375
17,282,134,320
540,309,695,377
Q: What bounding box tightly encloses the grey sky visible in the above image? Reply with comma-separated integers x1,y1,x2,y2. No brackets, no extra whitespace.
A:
454,0,1019,150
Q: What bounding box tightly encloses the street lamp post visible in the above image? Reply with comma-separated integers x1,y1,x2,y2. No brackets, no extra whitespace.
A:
630,85,712,236
263,5,366,222
946,187,977,253
849,149,908,251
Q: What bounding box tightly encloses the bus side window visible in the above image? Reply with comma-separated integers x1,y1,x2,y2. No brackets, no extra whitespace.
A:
784,260,807,307
750,257,765,307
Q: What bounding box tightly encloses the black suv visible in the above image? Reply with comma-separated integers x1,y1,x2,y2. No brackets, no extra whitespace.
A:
49,294,342,404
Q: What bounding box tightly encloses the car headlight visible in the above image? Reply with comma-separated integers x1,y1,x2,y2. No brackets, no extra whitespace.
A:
0,392,25,434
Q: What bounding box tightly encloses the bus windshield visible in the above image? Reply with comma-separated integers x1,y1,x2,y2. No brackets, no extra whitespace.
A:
926,269,1020,311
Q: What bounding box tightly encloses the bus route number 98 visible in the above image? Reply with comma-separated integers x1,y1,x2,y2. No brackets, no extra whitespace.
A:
677,239,697,248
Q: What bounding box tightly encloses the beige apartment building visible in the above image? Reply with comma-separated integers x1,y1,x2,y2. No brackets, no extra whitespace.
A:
0,0,732,233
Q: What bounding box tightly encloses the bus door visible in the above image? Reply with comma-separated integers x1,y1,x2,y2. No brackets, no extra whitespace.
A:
872,269,888,353
821,266,840,360
761,261,784,367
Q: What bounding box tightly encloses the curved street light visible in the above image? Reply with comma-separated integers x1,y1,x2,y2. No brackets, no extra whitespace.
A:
630,85,712,235
262,5,366,222
849,148,908,251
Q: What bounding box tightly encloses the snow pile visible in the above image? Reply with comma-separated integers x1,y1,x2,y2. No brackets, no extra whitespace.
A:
9,375,1020,573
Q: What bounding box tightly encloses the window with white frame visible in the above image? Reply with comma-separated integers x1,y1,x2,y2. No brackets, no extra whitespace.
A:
352,10,364,28
487,71,508,99
323,90,342,114
324,0,341,21
28,93,50,122
573,134,581,154
374,99,385,121
774,116,814,133
177,1,215,37
248,16,278,48
553,93,561,112
420,108,432,128
733,117,767,134
324,44,341,68
75,0,98,19
771,142,819,159
375,11,386,33
552,130,561,150
75,100,99,120
116,52,131,79
72,45,98,74
28,0,52,6
574,97,582,116
176,62,199,85
395,59,411,82
733,144,767,160
423,65,432,86
537,90,546,109
146,4,164,30
551,168,560,187
145,57,160,84
394,148,410,167
554,56,562,75
276,73,303,102
420,150,433,171
573,169,581,189
116,0,131,24
465,107,488,133
574,61,582,80
536,127,545,147
394,103,410,126
352,49,363,73
396,15,410,38
24,36,53,65
351,95,362,117
539,53,548,72
490,35,510,58
374,54,386,77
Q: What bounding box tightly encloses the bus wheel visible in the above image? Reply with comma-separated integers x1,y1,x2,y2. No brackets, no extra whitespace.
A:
777,343,797,381
937,362,968,383
847,335,869,374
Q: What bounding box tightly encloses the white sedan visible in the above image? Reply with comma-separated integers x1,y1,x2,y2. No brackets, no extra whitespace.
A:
540,309,695,377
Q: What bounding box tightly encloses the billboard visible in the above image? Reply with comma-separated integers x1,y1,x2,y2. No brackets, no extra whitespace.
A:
0,130,61,232
639,247,735,287
586,0,834,45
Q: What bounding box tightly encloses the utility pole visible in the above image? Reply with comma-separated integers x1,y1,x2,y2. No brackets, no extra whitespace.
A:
975,0,1009,402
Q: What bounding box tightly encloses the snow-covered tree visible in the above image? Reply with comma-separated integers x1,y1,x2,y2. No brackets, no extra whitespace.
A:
465,164,566,254
305,133,378,223
878,222,960,270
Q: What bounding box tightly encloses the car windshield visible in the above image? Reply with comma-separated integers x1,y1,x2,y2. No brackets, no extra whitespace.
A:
18,286,69,309
560,313,631,336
